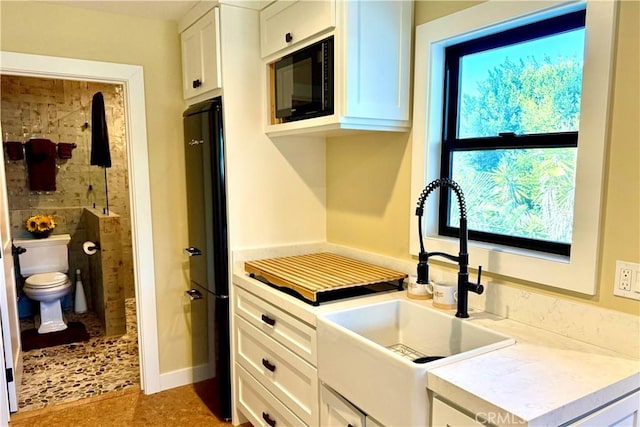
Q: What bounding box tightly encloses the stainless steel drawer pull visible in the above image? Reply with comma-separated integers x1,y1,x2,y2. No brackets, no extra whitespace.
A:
262,412,276,427
262,358,276,372
261,314,276,326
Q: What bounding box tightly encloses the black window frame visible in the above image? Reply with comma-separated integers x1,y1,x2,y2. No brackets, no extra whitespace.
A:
439,10,586,257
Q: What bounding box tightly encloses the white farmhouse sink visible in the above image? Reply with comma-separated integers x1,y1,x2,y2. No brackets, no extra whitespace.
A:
317,299,515,427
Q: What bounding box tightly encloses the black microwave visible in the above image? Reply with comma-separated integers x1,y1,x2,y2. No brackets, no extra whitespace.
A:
274,36,334,123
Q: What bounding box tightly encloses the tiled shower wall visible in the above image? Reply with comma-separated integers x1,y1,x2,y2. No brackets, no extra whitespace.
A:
85,208,126,336
0,75,134,300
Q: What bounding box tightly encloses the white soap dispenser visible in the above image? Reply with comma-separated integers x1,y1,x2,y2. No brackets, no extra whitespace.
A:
74,268,87,314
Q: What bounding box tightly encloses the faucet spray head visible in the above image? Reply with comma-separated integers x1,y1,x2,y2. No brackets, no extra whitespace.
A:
417,252,430,284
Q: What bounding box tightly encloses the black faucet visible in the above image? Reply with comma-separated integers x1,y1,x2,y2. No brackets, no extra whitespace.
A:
415,178,483,318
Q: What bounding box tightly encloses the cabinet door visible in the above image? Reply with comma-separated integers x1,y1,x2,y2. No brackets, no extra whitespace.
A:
260,0,335,58
320,384,366,427
432,397,484,427
343,0,412,121
569,391,640,427
181,8,222,99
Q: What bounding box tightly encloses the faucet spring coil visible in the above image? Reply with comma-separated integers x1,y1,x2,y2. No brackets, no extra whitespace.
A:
416,178,467,220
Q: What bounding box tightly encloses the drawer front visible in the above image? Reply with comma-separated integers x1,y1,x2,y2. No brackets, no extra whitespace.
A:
432,397,483,427
235,286,317,365
236,315,318,426
569,390,640,427
260,0,335,58
237,364,308,427
320,384,366,427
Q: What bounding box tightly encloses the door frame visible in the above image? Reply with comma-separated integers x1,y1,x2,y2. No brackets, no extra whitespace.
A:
0,51,161,394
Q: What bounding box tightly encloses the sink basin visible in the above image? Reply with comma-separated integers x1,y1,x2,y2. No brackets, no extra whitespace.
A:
317,299,514,426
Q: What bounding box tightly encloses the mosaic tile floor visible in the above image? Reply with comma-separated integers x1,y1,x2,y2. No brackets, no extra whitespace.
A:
18,298,139,413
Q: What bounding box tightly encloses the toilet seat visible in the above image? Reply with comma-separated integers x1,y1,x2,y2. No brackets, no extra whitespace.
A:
25,272,69,289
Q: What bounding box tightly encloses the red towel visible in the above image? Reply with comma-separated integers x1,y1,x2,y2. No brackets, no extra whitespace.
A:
27,138,52,158
25,139,56,192
4,141,24,161
57,142,76,159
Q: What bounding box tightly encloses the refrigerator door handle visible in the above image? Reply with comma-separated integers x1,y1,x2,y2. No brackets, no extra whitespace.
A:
183,247,202,256
185,288,203,300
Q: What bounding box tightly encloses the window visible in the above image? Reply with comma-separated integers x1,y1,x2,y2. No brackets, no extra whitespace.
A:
410,1,617,295
440,10,585,256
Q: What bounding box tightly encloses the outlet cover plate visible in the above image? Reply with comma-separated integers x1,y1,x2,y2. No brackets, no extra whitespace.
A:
614,260,640,300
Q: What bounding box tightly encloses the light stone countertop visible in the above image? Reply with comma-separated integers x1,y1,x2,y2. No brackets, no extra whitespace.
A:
232,245,640,426
425,307,640,426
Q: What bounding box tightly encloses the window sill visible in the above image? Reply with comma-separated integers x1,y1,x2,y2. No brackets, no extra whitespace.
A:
411,233,587,293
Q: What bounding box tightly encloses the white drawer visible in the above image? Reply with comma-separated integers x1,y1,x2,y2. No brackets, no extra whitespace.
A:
320,384,366,427
260,0,335,58
432,397,483,427
235,286,317,365
236,315,319,426
237,364,307,427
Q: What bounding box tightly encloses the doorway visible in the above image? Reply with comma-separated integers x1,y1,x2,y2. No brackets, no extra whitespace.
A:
0,51,160,418
1,74,139,411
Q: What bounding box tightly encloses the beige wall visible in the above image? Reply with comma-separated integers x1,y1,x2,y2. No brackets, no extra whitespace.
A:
327,0,640,316
0,2,200,372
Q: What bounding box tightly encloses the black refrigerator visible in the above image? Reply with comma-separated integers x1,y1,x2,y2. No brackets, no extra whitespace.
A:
182,97,231,421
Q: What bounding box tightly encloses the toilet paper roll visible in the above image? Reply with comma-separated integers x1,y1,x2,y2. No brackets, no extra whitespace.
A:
83,241,98,255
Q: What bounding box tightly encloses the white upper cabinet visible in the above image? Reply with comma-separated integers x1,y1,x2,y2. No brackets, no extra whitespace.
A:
181,7,222,100
262,0,413,137
342,0,411,123
261,0,336,58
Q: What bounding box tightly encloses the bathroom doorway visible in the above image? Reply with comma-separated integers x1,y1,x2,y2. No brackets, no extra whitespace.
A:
0,52,160,418
1,75,138,411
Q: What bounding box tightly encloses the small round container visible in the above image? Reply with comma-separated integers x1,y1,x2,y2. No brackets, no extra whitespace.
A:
407,275,433,300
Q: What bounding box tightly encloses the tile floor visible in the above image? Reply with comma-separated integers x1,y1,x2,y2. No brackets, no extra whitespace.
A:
17,298,140,413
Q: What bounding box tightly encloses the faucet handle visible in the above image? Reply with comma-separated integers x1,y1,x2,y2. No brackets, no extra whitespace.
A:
469,265,484,294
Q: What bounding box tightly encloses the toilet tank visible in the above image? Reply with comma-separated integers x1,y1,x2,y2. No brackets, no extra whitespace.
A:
14,234,71,276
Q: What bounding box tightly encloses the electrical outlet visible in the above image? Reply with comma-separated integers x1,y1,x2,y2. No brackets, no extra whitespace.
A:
619,268,632,291
614,261,640,301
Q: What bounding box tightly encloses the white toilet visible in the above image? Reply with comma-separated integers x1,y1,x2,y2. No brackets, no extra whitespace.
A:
15,234,73,334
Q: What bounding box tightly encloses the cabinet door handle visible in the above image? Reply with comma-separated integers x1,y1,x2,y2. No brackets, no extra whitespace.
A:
261,314,276,326
192,79,202,88
262,358,276,372
285,32,293,43
262,412,276,427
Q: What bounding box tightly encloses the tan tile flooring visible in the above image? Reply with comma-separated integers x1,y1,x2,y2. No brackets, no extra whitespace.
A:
9,379,233,427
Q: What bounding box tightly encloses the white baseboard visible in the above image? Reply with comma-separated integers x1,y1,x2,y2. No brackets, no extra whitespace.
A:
158,363,213,392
